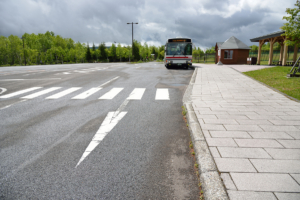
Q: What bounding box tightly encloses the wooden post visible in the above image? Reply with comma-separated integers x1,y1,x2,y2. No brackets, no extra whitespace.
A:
257,40,264,65
293,45,298,62
268,38,276,65
279,42,284,65
282,39,288,66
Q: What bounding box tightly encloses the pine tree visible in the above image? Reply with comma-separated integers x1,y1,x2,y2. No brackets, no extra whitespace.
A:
111,43,116,62
92,43,96,61
132,40,139,61
86,43,92,62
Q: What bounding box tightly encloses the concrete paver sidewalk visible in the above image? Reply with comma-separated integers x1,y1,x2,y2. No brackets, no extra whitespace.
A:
190,64,300,200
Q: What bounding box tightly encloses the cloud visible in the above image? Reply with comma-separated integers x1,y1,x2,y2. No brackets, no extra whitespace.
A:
0,0,296,49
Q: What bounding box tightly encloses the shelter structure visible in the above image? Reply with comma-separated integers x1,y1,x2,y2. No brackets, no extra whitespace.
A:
215,36,251,64
250,30,298,66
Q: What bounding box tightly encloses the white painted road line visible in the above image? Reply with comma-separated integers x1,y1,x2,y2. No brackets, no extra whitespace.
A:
99,88,123,99
76,111,127,167
0,78,61,81
0,99,27,110
46,87,81,99
72,88,102,99
0,87,42,99
127,88,146,100
21,87,61,99
97,76,119,88
155,89,170,100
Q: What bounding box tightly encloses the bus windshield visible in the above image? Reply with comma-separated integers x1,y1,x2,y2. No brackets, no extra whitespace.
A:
166,42,192,56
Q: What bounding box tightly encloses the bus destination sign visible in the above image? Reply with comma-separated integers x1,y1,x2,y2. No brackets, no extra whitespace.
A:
168,39,191,43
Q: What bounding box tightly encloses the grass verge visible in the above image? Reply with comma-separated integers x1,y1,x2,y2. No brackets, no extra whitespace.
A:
243,66,300,101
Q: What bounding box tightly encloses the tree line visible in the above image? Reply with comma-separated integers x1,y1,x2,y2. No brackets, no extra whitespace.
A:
0,31,167,66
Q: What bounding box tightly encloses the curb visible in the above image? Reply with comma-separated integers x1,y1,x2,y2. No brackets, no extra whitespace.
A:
183,68,229,200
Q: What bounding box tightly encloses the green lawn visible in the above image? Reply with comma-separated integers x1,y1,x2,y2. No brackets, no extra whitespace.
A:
243,67,300,101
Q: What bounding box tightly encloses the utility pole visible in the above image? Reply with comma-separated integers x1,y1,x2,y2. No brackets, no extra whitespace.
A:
127,22,138,62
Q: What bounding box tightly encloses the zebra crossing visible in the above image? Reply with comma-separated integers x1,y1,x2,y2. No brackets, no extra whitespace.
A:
0,87,170,101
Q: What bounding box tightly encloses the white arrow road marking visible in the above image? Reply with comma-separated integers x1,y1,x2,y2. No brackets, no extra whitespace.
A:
75,111,127,168
0,87,7,95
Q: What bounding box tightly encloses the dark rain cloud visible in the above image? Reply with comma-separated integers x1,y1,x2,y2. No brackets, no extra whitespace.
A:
0,0,296,48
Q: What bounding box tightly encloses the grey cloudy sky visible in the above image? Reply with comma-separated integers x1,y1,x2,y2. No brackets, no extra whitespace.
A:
0,0,296,49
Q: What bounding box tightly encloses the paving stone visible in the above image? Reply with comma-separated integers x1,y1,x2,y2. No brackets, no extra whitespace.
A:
224,125,263,131
206,138,237,147
200,124,226,131
220,173,236,190
234,139,283,148
195,114,217,119
277,140,300,148
236,119,272,125
199,111,228,115
265,148,300,159
228,111,259,115
279,115,300,120
230,173,300,192
210,131,251,138
246,115,280,120
202,130,211,138
290,174,300,184
216,114,249,120
228,190,277,200
259,125,300,132
203,119,238,125
256,111,288,116
285,112,300,116
249,132,293,139
250,159,300,173
269,120,300,126
209,147,220,158
275,193,300,200
218,147,271,158
215,158,256,172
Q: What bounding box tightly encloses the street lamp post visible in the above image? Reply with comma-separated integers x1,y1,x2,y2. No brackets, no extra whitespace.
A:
21,36,26,66
127,22,138,62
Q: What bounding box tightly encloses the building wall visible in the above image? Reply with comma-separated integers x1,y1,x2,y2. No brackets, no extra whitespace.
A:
216,49,249,64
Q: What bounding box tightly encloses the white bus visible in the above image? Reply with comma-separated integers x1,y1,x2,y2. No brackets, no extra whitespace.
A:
164,38,193,69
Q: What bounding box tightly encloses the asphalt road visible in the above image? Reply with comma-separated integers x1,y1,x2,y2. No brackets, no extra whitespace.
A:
0,62,199,199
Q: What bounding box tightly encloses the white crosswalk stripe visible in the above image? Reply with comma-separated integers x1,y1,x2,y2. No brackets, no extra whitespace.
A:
72,88,102,99
155,88,170,100
99,88,123,99
127,88,146,100
0,87,42,98
21,87,61,99
46,87,81,99
0,87,170,101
